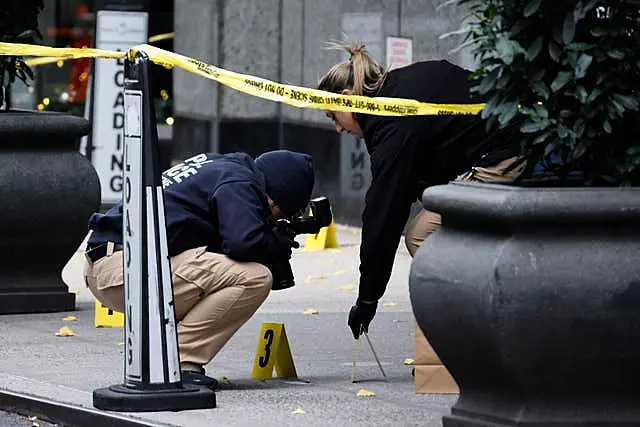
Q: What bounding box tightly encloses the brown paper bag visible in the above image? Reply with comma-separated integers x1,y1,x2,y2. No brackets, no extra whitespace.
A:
414,322,459,394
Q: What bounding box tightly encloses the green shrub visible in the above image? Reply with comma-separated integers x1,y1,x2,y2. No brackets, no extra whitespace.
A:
0,0,44,108
448,0,640,185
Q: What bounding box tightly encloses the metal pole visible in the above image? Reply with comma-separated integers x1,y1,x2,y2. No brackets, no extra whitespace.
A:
92,51,215,412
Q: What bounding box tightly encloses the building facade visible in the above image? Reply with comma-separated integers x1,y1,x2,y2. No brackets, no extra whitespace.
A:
173,0,475,225
21,0,472,224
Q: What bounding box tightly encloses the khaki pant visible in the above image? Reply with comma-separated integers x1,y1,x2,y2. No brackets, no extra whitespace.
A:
405,157,524,256
84,244,272,372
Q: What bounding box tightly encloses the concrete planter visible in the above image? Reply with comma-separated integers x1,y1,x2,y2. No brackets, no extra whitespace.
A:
0,110,100,314
409,182,640,426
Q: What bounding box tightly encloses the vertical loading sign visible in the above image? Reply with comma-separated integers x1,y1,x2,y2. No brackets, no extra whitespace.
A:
91,10,148,205
123,89,143,384
340,134,371,198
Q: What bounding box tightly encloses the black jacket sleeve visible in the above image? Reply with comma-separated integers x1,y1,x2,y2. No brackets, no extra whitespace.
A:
211,180,285,263
357,121,423,302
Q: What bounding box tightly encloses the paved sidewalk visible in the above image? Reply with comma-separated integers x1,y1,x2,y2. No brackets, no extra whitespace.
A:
0,226,457,426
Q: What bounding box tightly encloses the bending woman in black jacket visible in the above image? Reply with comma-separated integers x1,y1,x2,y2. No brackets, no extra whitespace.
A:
318,41,523,339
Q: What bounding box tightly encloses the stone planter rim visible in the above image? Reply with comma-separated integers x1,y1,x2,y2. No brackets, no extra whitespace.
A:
421,182,640,225
0,109,90,140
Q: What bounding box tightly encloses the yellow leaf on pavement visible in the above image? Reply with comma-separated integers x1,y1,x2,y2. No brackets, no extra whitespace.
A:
118,342,125,346
333,269,348,276
289,407,306,414
304,274,328,283
356,388,376,397
303,308,319,315
62,316,77,321
382,302,400,307
403,358,415,365
339,284,356,291
55,326,75,337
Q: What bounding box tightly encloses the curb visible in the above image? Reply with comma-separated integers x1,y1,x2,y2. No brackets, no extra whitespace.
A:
0,389,172,427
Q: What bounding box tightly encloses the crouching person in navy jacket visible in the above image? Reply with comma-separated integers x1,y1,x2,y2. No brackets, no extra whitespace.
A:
83,150,314,391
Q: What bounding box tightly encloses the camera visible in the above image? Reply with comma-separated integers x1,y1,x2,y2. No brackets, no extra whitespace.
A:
267,197,333,291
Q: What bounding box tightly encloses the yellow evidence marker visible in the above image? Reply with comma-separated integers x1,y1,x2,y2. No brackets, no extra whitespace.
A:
94,300,124,328
304,220,338,250
303,204,338,250
251,322,297,380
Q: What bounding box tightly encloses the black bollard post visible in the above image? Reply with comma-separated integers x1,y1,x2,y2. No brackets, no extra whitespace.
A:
92,51,216,412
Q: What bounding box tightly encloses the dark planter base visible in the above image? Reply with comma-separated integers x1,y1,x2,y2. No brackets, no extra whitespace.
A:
443,395,640,426
409,182,640,427
0,110,100,314
0,290,75,314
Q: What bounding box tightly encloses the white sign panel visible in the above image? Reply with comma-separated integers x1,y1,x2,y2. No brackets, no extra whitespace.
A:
92,10,148,204
155,186,181,384
123,89,143,383
386,37,413,70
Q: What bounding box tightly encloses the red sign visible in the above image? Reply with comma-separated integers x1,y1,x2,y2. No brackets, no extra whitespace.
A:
386,37,413,70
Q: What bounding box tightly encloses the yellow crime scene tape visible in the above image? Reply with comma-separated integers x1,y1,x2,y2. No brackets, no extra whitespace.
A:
0,41,485,117
22,32,176,68
147,32,175,44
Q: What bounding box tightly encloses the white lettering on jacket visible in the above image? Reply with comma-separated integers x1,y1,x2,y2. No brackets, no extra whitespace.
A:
161,153,213,189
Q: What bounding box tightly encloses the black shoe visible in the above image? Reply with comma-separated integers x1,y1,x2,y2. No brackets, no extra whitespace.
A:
181,370,218,391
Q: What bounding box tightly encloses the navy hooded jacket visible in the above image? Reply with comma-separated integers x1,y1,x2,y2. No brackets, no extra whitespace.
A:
87,151,314,262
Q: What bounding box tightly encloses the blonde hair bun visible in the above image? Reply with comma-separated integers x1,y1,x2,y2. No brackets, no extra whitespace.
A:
319,40,387,97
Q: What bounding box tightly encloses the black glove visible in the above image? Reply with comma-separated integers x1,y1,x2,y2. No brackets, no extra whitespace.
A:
348,300,378,339
271,225,299,260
